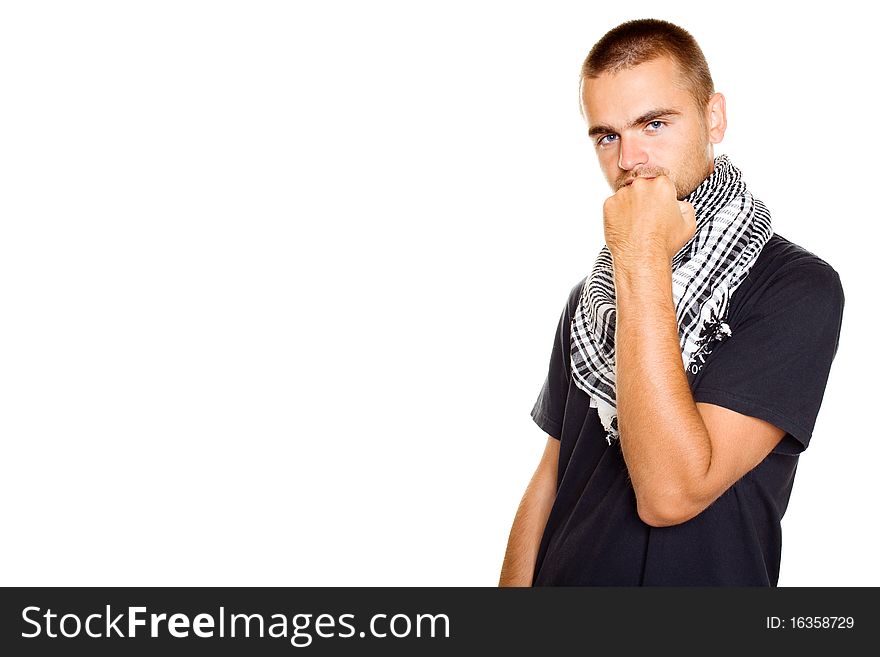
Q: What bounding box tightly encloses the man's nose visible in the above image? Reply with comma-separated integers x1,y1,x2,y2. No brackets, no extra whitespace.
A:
618,136,648,171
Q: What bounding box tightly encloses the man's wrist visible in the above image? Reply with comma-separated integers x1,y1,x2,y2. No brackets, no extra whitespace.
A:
611,249,671,288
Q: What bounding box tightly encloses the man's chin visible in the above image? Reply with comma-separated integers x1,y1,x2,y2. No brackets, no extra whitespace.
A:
678,180,704,200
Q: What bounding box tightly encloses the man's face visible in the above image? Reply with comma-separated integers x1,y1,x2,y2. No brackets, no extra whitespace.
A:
581,56,714,200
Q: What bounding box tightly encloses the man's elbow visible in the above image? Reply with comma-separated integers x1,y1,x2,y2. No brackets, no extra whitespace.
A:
635,493,706,528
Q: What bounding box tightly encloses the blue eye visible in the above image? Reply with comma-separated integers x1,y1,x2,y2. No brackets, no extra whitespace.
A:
597,134,618,146
646,120,664,131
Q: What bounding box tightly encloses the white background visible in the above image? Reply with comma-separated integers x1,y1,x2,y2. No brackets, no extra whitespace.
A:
1,1,875,586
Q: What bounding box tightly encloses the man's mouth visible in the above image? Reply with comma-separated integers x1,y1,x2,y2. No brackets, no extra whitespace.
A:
621,173,662,188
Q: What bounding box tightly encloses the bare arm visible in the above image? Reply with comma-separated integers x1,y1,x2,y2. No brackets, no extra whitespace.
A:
614,260,783,526
607,176,784,527
498,436,559,587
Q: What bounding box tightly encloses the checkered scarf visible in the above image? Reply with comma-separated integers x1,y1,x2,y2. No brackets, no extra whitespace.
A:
570,155,773,443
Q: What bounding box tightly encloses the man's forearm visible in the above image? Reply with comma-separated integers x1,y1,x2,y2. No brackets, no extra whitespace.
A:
613,254,712,525
498,470,556,586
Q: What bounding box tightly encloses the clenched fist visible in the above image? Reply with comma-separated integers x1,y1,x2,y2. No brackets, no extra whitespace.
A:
602,175,696,265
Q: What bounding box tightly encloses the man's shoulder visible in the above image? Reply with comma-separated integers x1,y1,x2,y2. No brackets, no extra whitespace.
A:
756,233,838,277
740,233,844,315
561,275,589,316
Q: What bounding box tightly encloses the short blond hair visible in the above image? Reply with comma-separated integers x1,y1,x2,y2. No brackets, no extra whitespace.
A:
580,18,714,112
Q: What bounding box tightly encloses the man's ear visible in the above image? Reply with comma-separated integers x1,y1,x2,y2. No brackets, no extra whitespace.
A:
706,92,727,144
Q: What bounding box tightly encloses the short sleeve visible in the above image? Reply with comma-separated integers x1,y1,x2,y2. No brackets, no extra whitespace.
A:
530,280,585,440
692,263,844,454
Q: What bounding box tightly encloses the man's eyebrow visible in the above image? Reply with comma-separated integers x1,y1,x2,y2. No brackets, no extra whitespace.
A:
587,108,683,138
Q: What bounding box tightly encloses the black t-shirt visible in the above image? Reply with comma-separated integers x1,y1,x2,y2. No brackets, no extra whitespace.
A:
530,233,844,586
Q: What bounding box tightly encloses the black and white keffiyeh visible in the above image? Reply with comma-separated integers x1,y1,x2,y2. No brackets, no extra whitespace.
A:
570,155,773,444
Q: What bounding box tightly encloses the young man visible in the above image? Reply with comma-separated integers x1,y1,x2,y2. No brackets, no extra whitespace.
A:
498,19,844,586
